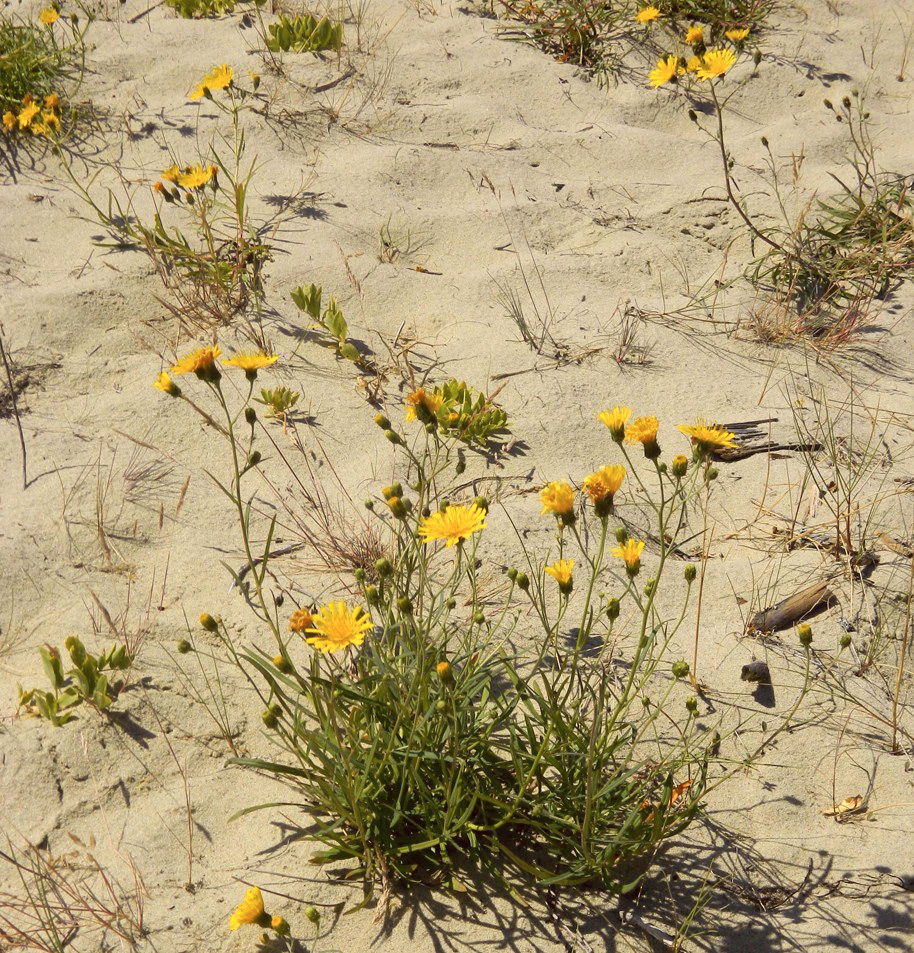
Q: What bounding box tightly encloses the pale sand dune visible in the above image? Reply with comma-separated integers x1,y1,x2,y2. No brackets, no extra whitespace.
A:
1,0,913,948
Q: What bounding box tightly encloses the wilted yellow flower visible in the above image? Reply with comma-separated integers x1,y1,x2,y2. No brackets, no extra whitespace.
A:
229,886,267,931
696,48,736,80
582,465,625,512
611,538,645,574
596,406,630,442
305,602,373,653
634,5,659,23
544,558,574,591
170,345,221,380
684,25,703,44
289,608,314,633
153,372,181,396
725,27,749,42
404,387,443,422
539,481,574,518
221,352,277,378
677,420,737,454
649,54,679,89
418,503,487,547
1,112,14,132
189,64,233,100
18,102,40,130
38,7,59,24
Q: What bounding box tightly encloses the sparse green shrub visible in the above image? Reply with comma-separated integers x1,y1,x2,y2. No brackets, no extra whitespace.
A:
265,13,343,54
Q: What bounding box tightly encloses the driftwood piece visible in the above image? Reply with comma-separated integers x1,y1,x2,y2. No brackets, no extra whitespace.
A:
710,417,821,462
748,580,834,633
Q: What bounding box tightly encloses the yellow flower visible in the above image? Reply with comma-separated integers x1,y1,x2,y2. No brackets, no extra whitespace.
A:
624,416,658,444
677,420,737,454
43,92,59,109
2,111,16,132
170,345,221,380
289,608,314,633
404,387,443,422
38,7,59,24
39,110,59,132
305,602,373,653
684,25,703,44
611,538,645,574
418,503,487,547
634,5,660,23
544,558,574,591
18,102,40,130
685,55,702,73
153,371,181,396
174,164,214,189
596,406,630,442
539,481,574,518
725,27,749,42
161,164,180,183
648,55,679,89
696,48,736,80
222,352,278,379
229,886,267,931
582,465,625,513
189,64,233,101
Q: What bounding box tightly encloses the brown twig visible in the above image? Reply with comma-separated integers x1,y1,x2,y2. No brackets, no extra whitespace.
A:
0,329,28,490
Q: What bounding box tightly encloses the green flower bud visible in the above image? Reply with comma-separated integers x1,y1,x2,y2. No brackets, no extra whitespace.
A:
644,578,657,597
354,567,366,583
455,451,466,475
384,429,403,445
685,696,698,714
672,659,690,679
615,526,628,544
706,467,718,481
506,567,518,582
606,597,620,622
839,633,852,649
244,406,256,425
375,557,393,577
516,572,530,592
684,563,697,583
246,450,262,468
364,499,375,510
176,639,192,654
473,610,485,625
304,905,320,925
397,596,413,615
445,597,457,609
365,586,380,606
374,413,391,429
435,698,446,711
262,708,279,729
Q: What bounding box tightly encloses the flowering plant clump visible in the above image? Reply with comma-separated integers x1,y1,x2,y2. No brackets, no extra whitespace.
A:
160,341,800,903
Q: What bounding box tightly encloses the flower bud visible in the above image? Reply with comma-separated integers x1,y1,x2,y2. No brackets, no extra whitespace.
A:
176,638,192,654
516,572,530,592
615,526,628,544
262,708,279,728
199,613,219,632
246,450,262,468
839,633,851,649
798,623,813,647
706,467,718,481
455,451,466,475
684,563,697,583
396,596,413,615
435,698,446,711
271,916,290,936
436,660,452,683
760,136,768,149
381,483,402,500
688,109,698,123
753,48,762,66
384,429,403,445
644,578,656,597
685,696,698,714
606,597,620,622
354,567,366,583
445,596,457,609
272,654,293,673
304,905,320,925
364,499,375,510
671,454,688,477
375,557,392,577
473,496,489,513
672,659,690,679
244,406,256,425
374,413,391,429
365,585,380,606
472,610,485,625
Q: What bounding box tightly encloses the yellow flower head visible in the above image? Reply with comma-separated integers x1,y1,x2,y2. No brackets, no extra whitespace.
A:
624,416,658,445
677,420,737,455
544,558,574,590
43,93,59,109
174,164,215,189
289,608,314,633
596,406,630,442
634,5,660,23
696,48,736,80
418,503,487,547
2,112,15,133
611,538,645,573
582,465,625,511
539,481,574,518
725,27,749,42
404,387,443,422
39,109,60,132
170,345,221,381
38,7,59,24
18,102,40,130
222,351,277,379
684,25,703,44
649,55,679,89
153,371,181,397
685,55,702,73
305,602,373,654
161,164,180,183
229,886,266,931
189,64,233,101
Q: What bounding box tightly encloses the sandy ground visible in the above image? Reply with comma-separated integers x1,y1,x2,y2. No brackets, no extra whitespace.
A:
1,0,914,948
